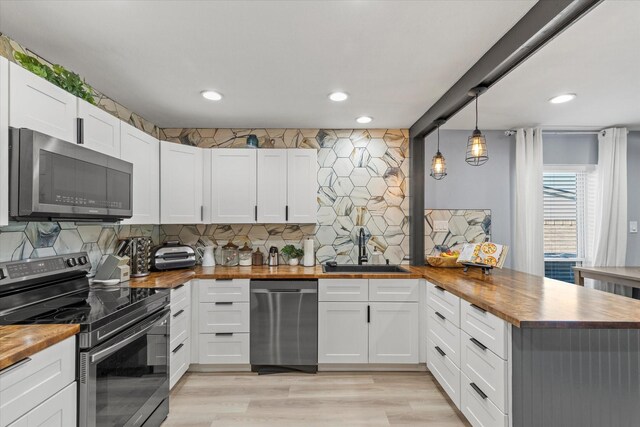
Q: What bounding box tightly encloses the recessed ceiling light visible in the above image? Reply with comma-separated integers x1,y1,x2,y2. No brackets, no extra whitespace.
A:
329,91,348,102
356,116,373,124
201,90,223,101
549,93,576,104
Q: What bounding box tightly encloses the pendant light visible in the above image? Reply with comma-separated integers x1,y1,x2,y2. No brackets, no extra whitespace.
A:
465,87,489,166
430,119,447,180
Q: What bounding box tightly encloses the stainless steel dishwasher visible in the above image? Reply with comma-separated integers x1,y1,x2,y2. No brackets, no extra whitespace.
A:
250,280,318,374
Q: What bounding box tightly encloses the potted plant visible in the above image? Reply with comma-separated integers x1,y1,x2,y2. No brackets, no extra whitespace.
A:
281,245,304,266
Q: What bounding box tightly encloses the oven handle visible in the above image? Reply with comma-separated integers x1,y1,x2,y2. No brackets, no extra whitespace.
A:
90,309,170,364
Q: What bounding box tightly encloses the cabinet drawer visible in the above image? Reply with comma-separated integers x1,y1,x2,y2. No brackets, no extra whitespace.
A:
171,282,191,312
426,282,460,327
199,279,250,303
427,306,461,368
319,279,368,302
369,279,419,302
198,333,249,364
460,373,508,427
7,382,77,427
460,300,508,359
0,336,75,427
170,306,190,350
199,302,250,333
461,332,508,413
170,338,190,390
427,337,461,409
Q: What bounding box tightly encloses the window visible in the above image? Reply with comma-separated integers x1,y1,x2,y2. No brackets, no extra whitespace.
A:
543,169,591,283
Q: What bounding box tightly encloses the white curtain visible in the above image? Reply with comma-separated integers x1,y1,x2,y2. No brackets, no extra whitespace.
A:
514,128,545,276
588,127,629,295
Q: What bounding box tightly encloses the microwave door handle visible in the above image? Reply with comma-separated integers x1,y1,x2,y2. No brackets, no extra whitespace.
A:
90,310,169,364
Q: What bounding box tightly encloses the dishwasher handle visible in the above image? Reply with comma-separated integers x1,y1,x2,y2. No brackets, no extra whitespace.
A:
251,288,317,294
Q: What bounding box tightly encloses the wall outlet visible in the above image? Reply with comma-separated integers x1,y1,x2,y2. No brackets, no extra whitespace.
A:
631,221,638,234
433,220,449,232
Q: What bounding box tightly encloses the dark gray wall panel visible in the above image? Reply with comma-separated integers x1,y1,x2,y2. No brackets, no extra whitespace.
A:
512,328,640,427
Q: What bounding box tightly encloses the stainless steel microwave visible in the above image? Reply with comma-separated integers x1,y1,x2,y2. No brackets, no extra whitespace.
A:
9,128,133,222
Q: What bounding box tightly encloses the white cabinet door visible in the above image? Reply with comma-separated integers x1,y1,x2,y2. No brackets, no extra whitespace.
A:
7,382,77,427
210,149,257,223
0,56,8,226
369,302,419,364
286,149,317,223
257,149,287,223
120,123,160,224
77,99,120,157
318,302,368,364
160,141,203,224
9,63,77,142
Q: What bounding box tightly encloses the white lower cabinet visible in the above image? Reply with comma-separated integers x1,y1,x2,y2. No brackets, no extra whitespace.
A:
425,281,510,427
194,279,251,366
0,336,76,427
169,282,191,389
369,302,419,364
318,279,419,365
318,302,369,364
7,382,76,427
460,373,508,427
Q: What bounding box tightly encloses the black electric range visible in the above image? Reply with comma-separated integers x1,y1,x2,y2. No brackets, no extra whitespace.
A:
0,252,171,426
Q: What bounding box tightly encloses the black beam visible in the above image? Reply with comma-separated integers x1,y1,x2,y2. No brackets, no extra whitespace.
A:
409,0,602,140
409,135,425,266
408,0,602,266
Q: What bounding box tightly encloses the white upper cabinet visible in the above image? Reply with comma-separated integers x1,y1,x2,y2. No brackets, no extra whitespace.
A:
120,123,159,224
210,149,257,224
160,141,204,224
0,56,8,227
287,149,317,223
9,62,77,143
77,99,121,157
257,149,287,223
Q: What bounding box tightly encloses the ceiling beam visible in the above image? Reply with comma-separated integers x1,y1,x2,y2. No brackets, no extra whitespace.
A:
409,0,603,140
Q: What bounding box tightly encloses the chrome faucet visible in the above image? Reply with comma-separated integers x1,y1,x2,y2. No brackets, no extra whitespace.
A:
358,228,368,265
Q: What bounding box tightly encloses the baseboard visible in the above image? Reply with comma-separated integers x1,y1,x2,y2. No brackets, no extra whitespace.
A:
188,364,252,373
318,363,427,372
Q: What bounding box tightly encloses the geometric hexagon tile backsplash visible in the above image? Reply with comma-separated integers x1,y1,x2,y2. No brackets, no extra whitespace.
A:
424,209,491,258
0,128,410,272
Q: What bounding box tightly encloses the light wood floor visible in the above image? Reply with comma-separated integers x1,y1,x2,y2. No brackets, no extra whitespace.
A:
161,372,470,426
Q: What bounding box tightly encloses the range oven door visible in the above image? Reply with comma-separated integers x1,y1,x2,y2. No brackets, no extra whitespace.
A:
10,127,133,221
79,309,170,427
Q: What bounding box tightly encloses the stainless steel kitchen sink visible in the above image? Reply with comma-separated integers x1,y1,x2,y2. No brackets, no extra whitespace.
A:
322,264,411,274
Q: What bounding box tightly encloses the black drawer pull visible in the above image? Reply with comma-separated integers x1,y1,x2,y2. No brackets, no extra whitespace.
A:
435,285,446,292
435,346,446,357
470,337,487,351
367,305,370,323
172,309,184,318
216,279,233,282
172,343,184,354
215,301,233,305
215,332,233,336
470,303,486,313
435,311,446,321
470,382,488,399
173,284,185,290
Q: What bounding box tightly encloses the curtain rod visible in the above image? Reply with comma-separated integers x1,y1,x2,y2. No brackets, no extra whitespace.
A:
503,129,606,136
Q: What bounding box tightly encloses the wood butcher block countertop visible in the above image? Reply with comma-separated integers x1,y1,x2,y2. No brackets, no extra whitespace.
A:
0,324,79,371
129,264,640,329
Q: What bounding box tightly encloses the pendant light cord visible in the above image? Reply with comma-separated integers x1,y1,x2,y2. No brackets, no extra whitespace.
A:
475,94,479,130
437,124,440,152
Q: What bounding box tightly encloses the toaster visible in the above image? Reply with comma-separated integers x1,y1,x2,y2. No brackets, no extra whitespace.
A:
150,241,196,271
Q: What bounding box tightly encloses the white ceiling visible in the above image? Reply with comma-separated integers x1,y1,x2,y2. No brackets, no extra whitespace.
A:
443,0,640,131
0,0,535,129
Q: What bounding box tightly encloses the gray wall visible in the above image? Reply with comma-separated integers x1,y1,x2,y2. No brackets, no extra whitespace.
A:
424,129,640,269
424,130,515,267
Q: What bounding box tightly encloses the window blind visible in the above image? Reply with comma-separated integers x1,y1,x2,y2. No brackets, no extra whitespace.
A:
543,172,580,258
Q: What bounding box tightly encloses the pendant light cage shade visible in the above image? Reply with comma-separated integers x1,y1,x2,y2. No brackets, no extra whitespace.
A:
465,129,489,166
465,88,489,166
430,151,447,180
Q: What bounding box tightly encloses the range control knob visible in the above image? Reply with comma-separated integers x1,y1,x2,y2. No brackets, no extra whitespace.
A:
78,256,88,265
66,258,77,267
